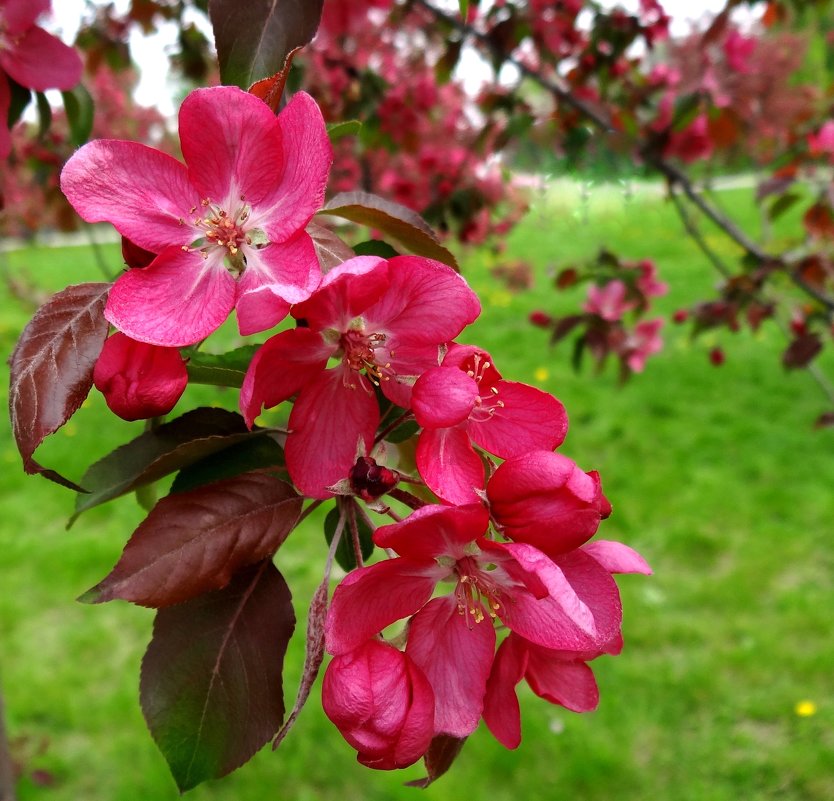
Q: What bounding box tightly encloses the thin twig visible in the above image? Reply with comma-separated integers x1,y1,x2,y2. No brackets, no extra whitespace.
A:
84,225,116,282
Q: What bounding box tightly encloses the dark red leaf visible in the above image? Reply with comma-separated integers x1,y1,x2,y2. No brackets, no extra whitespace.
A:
70,407,267,524
81,472,301,607
405,735,467,788
209,0,324,88
782,333,823,369
272,579,328,748
8,282,110,490
814,411,834,429
307,221,355,273
320,191,459,270
803,202,834,240
248,47,301,112
140,561,295,791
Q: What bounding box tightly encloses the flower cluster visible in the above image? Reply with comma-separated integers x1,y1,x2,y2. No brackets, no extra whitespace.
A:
55,83,649,779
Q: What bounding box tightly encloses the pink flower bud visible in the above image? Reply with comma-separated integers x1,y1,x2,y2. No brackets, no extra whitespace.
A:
322,640,435,770
529,310,552,328
93,332,188,421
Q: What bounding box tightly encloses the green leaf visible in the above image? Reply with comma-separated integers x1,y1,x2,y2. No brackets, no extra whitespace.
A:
6,78,31,127
324,504,374,572
209,0,324,87
326,119,361,142
459,0,469,17
171,436,284,494
70,408,268,524
35,92,52,138
352,239,400,259
141,561,295,791
320,191,458,270
62,84,94,146
185,344,260,388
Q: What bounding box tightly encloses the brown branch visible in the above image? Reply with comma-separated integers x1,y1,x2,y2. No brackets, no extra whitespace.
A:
0,686,16,801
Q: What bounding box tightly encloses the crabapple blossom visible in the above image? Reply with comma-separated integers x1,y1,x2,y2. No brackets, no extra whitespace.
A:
412,344,568,503
61,85,332,346
93,332,187,421
0,0,82,158
584,280,636,322
240,254,480,498
325,504,622,738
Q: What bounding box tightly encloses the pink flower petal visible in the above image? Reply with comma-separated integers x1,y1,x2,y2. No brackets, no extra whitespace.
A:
416,424,485,505
582,540,652,575
291,255,389,332
325,559,439,655
1,0,50,35
233,287,291,338
0,26,82,90
407,595,496,737
285,367,379,498
469,381,568,458
257,91,333,243
364,255,481,346
239,230,321,306
525,645,599,713
379,342,444,409
483,635,528,749
105,247,236,347
373,503,490,561
179,86,284,208
239,327,332,427
412,367,478,429
61,141,200,253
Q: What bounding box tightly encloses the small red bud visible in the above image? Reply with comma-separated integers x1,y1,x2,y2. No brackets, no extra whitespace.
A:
348,456,399,502
709,347,725,366
672,309,689,324
529,310,552,328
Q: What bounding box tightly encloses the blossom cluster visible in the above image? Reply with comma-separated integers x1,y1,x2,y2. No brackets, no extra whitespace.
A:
58,83,649,775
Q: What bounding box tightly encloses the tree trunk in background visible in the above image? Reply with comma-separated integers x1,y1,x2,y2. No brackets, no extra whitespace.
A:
0,687,16,801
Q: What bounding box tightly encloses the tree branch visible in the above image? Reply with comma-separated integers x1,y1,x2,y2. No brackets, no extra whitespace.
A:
0,687,16,801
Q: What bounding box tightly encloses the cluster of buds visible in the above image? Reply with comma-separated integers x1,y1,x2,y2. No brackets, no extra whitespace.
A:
48,83,649,780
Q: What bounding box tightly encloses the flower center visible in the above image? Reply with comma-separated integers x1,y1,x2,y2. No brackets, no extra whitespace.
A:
462,353,504,423
339,326,390,387
184,197,264,276
454,556,502,626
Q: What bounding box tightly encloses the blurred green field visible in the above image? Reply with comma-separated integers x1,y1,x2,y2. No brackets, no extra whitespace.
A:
1,184,833,801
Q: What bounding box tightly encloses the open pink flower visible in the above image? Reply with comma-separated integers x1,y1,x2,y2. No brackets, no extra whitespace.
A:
93,332,187,421
808,121,834,161
322,639,434,770
0,0,82,158
412,344,568,503
240,254,480,498
584,280,635,322
624,318,664,372
325,504,621,737
61,85,332,346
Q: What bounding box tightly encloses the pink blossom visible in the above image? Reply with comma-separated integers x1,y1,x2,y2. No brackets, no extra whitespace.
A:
808,121,834,160
322,639,434,770
584,280,636,322
624,318,664,372
93,332,187,421
325,504,621,737
0,0,82,158
412,344,568,504
240,255,480,498
723,29,756,74
484,540,651,748
61,86,332,346
487,450,612,556
636,259,668,299
664,114,714,163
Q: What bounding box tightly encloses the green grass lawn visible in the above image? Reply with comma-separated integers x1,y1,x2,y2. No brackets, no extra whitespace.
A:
2,184,833,800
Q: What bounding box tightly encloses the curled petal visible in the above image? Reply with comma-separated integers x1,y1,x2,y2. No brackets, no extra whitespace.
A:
325,559,439,655
412,367,478,429
373,503,490,562
1,27,82,91
582,540,652,575
483,635,528,749
1,0,50,35
524,644,599,713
